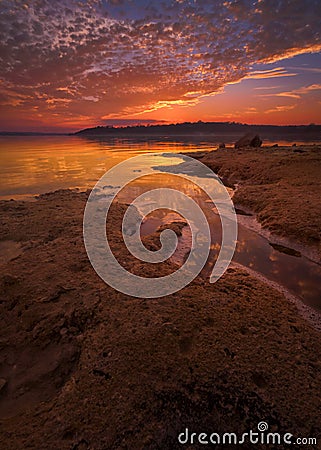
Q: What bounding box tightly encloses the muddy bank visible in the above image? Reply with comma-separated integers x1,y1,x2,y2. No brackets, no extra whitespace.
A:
0,190,320,449
189,145,321,263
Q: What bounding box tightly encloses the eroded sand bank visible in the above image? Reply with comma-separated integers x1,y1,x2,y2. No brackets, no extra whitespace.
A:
189,145,321,264
0,190,320,449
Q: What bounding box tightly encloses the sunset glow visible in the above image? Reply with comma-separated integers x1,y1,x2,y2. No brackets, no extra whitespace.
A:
1,0,321,132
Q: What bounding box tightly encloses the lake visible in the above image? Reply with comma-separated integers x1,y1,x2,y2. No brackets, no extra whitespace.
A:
0,135,216,199
1,135,321,313
1,134,320,199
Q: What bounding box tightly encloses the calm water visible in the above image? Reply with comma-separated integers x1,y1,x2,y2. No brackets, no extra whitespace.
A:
0,135,319,199
0,135,215,199
0,135,320,311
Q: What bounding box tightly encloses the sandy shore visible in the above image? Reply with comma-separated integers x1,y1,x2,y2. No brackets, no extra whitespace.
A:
188,145,321,264
0,189,320,449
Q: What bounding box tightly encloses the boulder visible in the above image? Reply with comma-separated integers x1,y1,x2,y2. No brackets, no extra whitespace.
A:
235,133,262,148
218,142,225,149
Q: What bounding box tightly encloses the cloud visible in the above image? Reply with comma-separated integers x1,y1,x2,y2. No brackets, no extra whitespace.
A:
296,83,321,94
101,118,167,126
82,96,99,102
288,67,321,73
0,0,320,125
265,105,297,114
253,85,283,90
244,67,297,80
256,44,321,64
258,83,321,99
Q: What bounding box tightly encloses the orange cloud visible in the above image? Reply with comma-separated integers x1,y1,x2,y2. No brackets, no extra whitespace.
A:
0,0,320,130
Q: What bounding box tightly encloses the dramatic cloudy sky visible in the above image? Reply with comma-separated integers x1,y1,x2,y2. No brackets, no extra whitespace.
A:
0,0,321,131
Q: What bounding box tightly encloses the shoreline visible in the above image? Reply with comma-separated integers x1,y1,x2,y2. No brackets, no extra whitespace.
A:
156,207,321,331
1,189,321,448
2,184,321,313
230,261,321,333
232,198,321,266
185,144,321,265
2,187,321,333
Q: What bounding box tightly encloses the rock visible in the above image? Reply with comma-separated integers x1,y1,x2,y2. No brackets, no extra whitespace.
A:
122,204,141,236
0,378,7,393
218,142,225,149
157,221,187,237
235,208,252,216
235,133,262,148
269,243,301,257
271,143,278,147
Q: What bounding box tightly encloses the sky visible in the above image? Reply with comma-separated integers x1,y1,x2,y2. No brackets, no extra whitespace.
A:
0,0,321,132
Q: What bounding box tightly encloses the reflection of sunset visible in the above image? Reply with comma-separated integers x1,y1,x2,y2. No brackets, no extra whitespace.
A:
0,1,320,132
0,137,216,198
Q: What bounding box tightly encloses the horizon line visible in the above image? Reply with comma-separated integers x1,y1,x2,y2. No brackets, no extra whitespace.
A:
1,120,321,135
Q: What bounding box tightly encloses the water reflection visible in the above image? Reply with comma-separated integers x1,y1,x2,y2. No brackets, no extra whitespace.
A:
117,170,321,312
1,135,320,311
1,135,320,199
0,136,216,199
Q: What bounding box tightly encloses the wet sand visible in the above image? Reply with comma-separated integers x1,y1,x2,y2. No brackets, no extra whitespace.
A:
0,189,320,449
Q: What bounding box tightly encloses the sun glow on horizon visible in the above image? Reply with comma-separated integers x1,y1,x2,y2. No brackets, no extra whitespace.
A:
0,0,320,132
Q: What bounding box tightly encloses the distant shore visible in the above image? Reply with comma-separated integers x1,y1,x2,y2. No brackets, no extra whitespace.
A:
74,121,321,139
2,120,320,140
